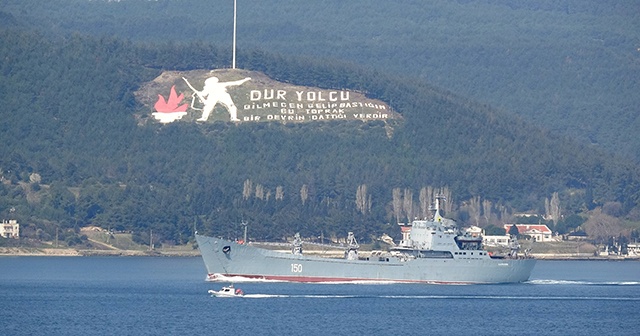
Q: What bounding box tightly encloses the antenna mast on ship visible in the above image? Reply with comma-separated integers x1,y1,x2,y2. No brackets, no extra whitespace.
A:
241,220,248,244
431,194,446,222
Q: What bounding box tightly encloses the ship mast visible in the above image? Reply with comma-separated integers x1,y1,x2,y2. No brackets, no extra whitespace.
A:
432,195,446,222
241,220,248,244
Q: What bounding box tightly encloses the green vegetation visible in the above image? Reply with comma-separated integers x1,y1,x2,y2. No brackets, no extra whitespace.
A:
2,0,639,161
1,1,639,247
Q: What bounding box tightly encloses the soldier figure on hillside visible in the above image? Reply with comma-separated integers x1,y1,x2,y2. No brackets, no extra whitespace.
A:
183,76,251,122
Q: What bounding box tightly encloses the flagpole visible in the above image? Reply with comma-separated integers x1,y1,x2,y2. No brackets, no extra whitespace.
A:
232,0,237,69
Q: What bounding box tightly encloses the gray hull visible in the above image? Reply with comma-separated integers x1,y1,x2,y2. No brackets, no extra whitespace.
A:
196,234,536,284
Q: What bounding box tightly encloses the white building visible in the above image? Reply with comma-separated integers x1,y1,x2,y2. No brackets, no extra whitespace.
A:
1,219,19,239
504,224,553,242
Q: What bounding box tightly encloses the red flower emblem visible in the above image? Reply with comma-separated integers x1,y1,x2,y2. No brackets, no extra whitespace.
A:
154,85,188,112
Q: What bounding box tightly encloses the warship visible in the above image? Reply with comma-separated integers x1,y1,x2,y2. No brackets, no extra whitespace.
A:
196,197,535,284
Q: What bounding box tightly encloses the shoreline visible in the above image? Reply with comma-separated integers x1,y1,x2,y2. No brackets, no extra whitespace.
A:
0,247,199,257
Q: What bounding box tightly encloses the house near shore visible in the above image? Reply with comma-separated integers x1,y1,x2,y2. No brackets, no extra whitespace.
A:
628,243,640,256
1,219,19,239
504,224,553,242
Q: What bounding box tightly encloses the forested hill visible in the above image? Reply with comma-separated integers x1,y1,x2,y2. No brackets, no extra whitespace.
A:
0,29,639,246
1,0,639,163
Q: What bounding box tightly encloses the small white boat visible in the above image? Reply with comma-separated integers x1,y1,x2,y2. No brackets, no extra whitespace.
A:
208,284,244,297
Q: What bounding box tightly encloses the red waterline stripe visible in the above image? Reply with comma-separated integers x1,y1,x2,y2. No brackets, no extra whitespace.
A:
207,273,469,284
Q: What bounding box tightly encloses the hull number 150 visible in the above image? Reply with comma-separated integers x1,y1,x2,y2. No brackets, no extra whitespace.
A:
291,263,303,273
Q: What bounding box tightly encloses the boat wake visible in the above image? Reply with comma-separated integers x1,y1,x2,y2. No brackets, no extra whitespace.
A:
242,294,360,299
227,294,640,301
528,279,640,286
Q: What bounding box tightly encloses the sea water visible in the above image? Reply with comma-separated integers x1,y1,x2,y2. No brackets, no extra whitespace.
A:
1,257,638,336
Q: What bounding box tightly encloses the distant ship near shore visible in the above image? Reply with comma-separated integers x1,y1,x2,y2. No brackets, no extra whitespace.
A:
196,197,536,284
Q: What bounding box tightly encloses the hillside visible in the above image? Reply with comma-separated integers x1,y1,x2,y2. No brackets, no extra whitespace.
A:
0,29,639,247
1,0,639,162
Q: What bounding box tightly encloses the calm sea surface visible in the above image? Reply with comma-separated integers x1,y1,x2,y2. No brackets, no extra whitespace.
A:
1,257,638,336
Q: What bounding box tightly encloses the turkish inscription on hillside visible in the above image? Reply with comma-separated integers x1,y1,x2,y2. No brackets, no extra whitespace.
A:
138,69,397,124
245,89,389,122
